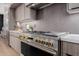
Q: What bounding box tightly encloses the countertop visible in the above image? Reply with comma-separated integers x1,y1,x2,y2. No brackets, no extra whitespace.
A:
61,34,79,44
10,30,79,44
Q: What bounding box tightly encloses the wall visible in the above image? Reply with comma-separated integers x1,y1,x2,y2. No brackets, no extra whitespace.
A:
0,4,12,31
33,3,79,34
0,4,11,31
9,8,16,30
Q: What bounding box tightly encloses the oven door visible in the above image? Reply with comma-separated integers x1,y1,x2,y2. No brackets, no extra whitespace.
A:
21,42,54,56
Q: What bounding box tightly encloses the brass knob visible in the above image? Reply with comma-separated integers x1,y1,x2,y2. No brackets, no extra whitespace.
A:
48,42,51,47
43,41,45,44
35,39,38,42
45,42,48,45
38,40,41,43
41,41,43,44
51,43,53,47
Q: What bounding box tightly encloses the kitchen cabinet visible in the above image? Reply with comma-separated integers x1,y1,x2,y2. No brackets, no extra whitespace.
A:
67,3,79,14
10,32,21,54
61,41,79,56
24,4,36,22
15,3,36,22
15,4,25,21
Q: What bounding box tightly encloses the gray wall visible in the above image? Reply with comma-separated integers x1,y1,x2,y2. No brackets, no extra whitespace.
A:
9,8,16,30
34,3,79,34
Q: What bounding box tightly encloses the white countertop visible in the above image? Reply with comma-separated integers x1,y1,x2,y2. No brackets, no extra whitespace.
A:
9,30,22,37
61,34,79,43
10,30,23,33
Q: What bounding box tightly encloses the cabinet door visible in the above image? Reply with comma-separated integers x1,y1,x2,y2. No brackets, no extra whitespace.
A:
10,36,15,49
25,7,31,20
67,3,79,14
15,4,25,21
14,37,21,54
62,42,74,56
62,41,79,56
62,41,67,53
10,36,21,54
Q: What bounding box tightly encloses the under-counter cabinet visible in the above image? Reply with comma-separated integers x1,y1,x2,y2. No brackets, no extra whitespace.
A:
10,33,21,54
61,41,79,56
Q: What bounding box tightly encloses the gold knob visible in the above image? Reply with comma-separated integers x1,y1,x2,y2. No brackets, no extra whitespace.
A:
45,42,48,45
48,42,51,47
51,43,53,47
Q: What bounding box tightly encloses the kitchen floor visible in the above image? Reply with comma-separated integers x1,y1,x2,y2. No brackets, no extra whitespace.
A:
0,37,19,56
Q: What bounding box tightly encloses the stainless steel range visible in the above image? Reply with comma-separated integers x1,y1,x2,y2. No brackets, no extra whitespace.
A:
19,31,68,56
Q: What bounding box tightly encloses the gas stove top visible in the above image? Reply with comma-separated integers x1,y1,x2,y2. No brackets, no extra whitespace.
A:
26,31,68,37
